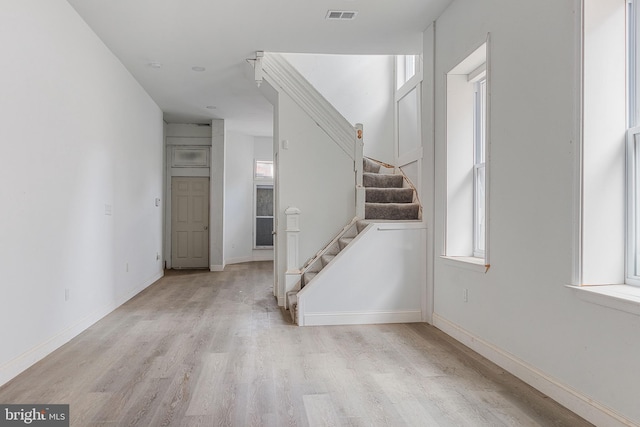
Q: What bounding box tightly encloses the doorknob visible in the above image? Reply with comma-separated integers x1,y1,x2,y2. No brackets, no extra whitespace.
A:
272,231,276,235
204,226,208,230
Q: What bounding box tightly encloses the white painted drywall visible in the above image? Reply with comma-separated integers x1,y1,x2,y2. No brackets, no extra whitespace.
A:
224,133,275,265
254,137,273,162
210,119,225,270
0,0,163,385
298,224,426,326
225,131,254,263
283,54,395,164
274,91,356,304
428,0,640,424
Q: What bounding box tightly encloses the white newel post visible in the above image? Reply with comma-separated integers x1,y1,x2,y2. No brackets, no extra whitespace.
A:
284,207,302,305
355,123,365,219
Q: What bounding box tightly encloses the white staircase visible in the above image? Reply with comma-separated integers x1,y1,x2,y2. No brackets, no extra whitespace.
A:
252,52,426,326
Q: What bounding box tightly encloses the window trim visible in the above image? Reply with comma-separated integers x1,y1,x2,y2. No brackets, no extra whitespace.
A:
628,1,640,287
254,183,274,249
473,78,487,258
443,39,490,266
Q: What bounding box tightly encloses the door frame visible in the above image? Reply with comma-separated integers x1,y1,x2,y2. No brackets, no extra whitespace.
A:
165,143,211,270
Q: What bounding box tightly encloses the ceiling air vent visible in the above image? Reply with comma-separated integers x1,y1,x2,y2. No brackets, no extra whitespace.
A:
326,10,358,20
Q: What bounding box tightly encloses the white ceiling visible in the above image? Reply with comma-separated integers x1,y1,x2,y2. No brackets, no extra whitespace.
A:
66,0,453,136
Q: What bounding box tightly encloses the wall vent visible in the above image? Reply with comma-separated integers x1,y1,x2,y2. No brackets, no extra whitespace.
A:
326,10,358,20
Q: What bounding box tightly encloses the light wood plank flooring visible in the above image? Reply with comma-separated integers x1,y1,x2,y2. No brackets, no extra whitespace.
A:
0,262,592,426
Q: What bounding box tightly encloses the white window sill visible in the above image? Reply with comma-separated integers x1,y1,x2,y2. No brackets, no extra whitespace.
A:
440,256,490,273
566,284,640,317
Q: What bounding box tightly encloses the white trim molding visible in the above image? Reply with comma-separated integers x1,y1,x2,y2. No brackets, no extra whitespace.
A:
567,284,640,317
433,313,636,427
302,310,422,327
210,264,225,272
261,53,356,159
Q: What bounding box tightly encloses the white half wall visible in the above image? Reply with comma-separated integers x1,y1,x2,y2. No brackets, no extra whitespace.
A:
298,223,426,326
283,54,395,164
428,0,640,425
0,0,164,386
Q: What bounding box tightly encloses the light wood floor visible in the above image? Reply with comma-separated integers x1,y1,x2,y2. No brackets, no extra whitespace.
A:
0,262,592,426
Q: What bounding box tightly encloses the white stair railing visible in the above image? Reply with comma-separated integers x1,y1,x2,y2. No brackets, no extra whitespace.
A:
259,53,356,159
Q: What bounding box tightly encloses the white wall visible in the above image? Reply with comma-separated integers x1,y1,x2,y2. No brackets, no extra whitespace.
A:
211,119,225,270
224,133,274,264
283,54,395,164
275,91,356,304
0,0,164,385
428,0,640,424
225,132,255,263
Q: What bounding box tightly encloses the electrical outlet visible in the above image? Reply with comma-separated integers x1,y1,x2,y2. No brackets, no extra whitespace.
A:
126,262,129,272
65,288,70,302
156,252,160,260
463,288,469,303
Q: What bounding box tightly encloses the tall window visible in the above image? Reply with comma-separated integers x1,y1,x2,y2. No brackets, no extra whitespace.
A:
473,78,487,258
445,42,488,263
396,55,418,89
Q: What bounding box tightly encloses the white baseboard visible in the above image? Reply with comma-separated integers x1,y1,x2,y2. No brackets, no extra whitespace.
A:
0,270,164,388
225,253,274,266
210,264,225,271
433,313,636,427
224,256,253,265
251,250,274,262
302,310,422,326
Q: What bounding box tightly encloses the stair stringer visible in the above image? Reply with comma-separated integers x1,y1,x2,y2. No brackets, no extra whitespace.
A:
296,222,427,326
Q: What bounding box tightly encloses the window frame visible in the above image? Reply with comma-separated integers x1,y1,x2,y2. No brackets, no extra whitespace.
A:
473,78,487,258
254,183,274,249
443,40,489,268
628,0,640,286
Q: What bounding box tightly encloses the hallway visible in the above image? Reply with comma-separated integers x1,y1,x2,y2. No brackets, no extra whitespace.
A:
0,262,591,426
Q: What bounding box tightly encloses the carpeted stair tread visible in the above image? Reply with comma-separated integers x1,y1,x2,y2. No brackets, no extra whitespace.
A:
321,254,335,267
363,173,404,188
365,202,420,220
363,157,381,173
356,221,371,233
338,237,354,250
286,291,298,323
304,271,318,285
366,187,414,203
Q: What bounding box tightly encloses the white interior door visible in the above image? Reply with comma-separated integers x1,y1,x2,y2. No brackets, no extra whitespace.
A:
171,177,210,269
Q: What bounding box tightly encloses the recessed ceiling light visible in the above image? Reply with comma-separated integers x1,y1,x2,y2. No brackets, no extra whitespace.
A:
205,106,217,109
192,66,206,72
148,62,162,69
326,10,358,20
